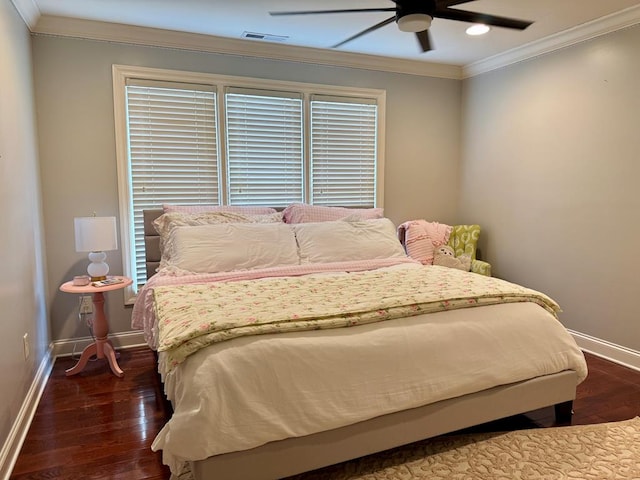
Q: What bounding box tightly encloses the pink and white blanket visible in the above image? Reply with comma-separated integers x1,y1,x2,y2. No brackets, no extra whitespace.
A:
132,258,420,349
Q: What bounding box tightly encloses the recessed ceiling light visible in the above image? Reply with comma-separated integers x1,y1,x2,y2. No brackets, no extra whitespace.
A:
466,24,491,36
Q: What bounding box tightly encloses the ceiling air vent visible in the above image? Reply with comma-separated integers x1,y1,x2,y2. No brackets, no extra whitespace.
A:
242,31,289,42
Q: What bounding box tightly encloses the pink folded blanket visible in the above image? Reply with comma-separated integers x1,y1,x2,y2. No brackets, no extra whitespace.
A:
398,220,452,265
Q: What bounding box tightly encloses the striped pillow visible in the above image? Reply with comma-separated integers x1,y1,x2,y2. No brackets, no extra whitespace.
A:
283,203,383,224
163,204,277,215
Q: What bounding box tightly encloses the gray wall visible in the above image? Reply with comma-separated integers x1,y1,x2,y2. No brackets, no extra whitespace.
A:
0,0,48,458
31,35,462,342
460,25,640,350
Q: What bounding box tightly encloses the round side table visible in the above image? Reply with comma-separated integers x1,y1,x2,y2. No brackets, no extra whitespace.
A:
60,276,133,377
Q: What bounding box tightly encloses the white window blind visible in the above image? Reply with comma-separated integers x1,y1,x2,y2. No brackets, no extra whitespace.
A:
225,88,303,206
310,96,377,206
125,81,218,287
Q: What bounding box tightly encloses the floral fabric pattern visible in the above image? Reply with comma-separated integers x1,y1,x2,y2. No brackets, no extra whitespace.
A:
154,265,561,371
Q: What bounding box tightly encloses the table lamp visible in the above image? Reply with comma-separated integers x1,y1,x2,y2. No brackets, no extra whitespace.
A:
74,216,118,281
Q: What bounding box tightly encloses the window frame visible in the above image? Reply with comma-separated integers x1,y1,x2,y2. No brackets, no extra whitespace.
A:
113,64,386,303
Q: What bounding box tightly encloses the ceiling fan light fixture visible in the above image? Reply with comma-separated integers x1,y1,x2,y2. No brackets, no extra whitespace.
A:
466,24,491,36
397,13,432,33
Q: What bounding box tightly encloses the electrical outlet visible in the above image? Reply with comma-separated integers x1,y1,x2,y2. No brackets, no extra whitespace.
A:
80,295,93,314
23,333,30,360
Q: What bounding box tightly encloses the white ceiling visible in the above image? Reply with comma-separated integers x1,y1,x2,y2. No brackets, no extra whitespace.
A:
23,0,640,68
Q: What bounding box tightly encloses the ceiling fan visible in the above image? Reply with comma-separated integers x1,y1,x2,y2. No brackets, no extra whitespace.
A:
270,0,533,52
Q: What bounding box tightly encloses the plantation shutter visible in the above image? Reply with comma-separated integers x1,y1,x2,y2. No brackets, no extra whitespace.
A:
125,80,218,287
225,88,303,206
310,96,377,206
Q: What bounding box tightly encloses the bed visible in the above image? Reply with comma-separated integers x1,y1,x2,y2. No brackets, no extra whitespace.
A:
133,205,588,480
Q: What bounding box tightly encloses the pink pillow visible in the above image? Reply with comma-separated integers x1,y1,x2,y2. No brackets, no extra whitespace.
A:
398,220,452,265
283,203,383,224
163,204,277,215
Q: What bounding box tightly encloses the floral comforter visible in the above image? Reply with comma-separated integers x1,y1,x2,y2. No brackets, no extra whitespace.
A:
154,265,560,372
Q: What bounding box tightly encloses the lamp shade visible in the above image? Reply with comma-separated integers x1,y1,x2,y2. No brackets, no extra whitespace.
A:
74,216,118,252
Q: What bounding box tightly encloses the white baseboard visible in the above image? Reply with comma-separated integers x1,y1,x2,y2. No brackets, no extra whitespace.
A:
52,330,147,357
0,346,54,480
569,329,640,372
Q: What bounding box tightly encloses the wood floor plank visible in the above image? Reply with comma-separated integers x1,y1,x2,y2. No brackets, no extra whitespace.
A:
9,347,640,479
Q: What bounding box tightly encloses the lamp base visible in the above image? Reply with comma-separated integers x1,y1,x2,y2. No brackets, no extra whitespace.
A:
87,251,110,282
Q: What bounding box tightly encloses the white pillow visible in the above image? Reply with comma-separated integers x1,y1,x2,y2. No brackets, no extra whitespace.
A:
154,211,284,269
166,223,299,273
292,218,407,264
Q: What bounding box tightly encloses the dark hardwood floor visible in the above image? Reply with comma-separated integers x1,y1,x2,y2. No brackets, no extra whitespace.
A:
10,348,171,480
9,348,640,479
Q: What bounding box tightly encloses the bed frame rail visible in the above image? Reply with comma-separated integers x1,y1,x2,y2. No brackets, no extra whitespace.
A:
191,370,577,480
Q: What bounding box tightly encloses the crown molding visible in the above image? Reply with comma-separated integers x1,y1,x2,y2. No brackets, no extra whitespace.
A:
463,4,640,78
26,5,640,81
9,0,40,29
31,15,463,80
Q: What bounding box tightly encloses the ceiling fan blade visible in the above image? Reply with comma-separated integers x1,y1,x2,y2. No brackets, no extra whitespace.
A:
415,30,433,52
332,16,396,48
270,8,395,17
389,0,469,5
436,8,533,30
436,0,475,7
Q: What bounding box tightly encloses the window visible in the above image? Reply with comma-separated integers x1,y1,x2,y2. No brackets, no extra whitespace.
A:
124,81,219,286
225,88,303,206
113,65,386,301
310,96,378,206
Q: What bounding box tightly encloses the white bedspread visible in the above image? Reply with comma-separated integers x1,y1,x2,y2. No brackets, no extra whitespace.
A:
152,298,587,474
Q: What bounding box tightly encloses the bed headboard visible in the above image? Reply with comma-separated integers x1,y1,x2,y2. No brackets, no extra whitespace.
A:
143,209,164,279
